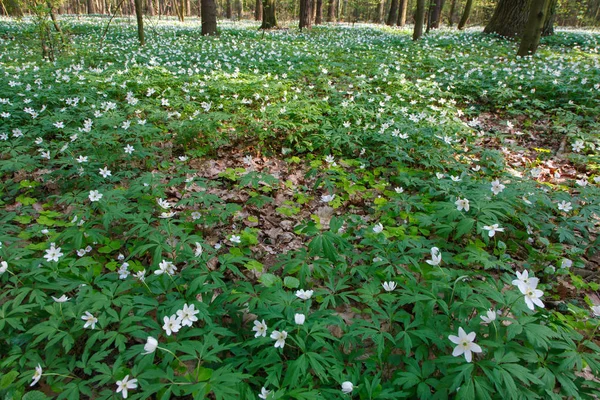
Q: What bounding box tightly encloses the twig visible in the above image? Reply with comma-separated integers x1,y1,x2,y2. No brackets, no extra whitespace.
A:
99,0,128,49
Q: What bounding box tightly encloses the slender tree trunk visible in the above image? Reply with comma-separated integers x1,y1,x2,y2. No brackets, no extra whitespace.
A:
47,3,67,44
397,0,407,25
87,0,95,13
254,0,261,19
517,0,548,55
315,0,322,23
226,0,232,18
197,0,200,16
201,0,217,33
134,0,145,44
326,0,335,21
413,0,425,39
147,0,155,14
448,0,456,25
542,0,556,35
484,0,531,38
377,0,384,23
260,0,277,28
386,0,398,25
457,0,473,29
299,0,312,29
428,0,443,29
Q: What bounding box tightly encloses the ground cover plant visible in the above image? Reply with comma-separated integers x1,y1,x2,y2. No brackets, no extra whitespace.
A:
1,17,600,399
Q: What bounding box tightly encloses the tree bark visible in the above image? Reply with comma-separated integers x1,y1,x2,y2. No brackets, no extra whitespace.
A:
413,0,425,40
201,0,217,34
517,0,548,56
236,0,242,19
260,0,277,28
5,0,22,16
226,0,232,18
134,0,145,44
542,0,556,36
386,0,398,25
87,0,95,13
428,0,443,29
147,0,155,15
457,0,473,29
299,0,312,29
448,0,456,25
315,0,323,24
397,0,407,25
254,0,262,19
326,0,335,21
484,0,531,38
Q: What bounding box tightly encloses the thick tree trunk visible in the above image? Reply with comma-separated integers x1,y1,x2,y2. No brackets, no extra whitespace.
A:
377,0,384,23
542,0,556,36
457,0,473,29
87,0,95,13
299,0,312,29
201,0,217,34
484,0,531,38
386,0,398,25
517,0,548,55
260,0,277,28
315,0,323,24
413,0,425,40
326,0,335,21
254,0,262,19
5,0,22,16
134,0,145,44
397,0,407,25
147,0,155,15
448,0,456,25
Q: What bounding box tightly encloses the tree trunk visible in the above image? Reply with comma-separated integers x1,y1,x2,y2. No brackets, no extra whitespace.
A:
397,0,407,25
147,0,155,15
299,0,312,29
201,0,217,34
134,0,145,44
326,0,335,21
386,0,398,25
254,0,262,19
457,0,473,29
197,0,200,16
5,0,22,15
541,0,556,36
236,0,242,19
226,0,232,18
315,0,323,24
47,3,67,45
260,0,277,28
413,0,425,40
484,0,531,38
517,0,548,56
377,0,384,23
447,0,456,25
428,0,443,29
87,0,95,13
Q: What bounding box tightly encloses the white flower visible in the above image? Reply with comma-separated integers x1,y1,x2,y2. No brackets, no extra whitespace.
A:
124,145,134,154
436,172,445,179
395,187,404,194
115,375,138,399
490,179,505,195
448,327,483,363
155,260,177,276
118,262,130,279
51,295,70,303
341,381,354,394
321,194,335,203
294,313,306,325
162,315,182,336
591,305,600,317
560,259,572,269
76,155,88,163
572,140,584,152
557,201,572,212
382,281,397,292
82,311,98,329
455,198,470,212
258,387,270,399
157,198,172,209
134,269,146,282
324,155,337,166
0,261,7,274
31,364,43,386
89,190,103,202
482,224,504,237
521,281,545,311
295,289,314,300
480,309,496,324
512,270,539,294
44,243,64,262
230,235,241,244
143,337,158,354
99,167,112,178
252,319,268,337
576,178,588,187
450,175,462,182
426,247,441,266
194,242,203,257
177,303,199,327
373,223,384,233
270,330,287,348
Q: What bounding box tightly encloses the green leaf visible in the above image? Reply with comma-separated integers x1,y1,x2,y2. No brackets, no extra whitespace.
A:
23,391,50,400
284,276,300,289
0,370,19,389
259,273,280,287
